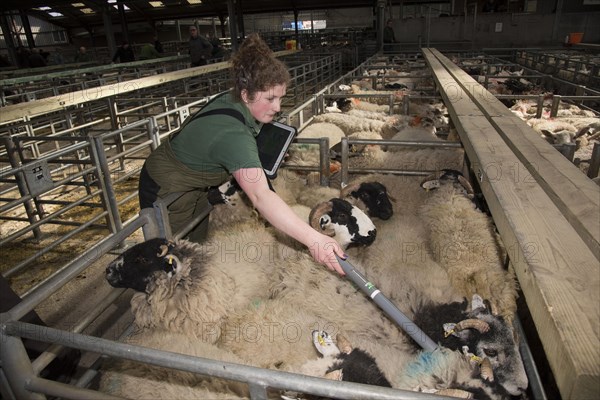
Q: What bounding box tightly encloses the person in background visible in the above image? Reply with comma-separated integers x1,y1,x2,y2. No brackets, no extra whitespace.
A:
188,25,212,67
28,48,47,68
138,33,347,275
74,46,93,63
139,42,161,60
16,46,31,68
383,19,397,53
47,48,65,65
482,0,499,12
208,31,225,59
153,35,164,53
0,53,11,68
112,41,135,63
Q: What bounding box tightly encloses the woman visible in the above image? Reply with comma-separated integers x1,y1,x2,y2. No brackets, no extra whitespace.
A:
138,33,346,275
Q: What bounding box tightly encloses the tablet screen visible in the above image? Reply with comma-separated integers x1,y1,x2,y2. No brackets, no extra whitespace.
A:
256,121,297,178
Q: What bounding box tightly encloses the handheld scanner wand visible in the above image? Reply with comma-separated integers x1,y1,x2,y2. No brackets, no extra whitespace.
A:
336,255,438,352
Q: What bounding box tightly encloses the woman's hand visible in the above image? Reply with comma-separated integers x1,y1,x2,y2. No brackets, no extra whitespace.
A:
234,167,347,275
306,232,347,275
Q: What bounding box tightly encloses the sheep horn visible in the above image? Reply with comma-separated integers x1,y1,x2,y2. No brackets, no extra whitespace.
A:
339,182,361,199
324,369,343,381
454,319,490,333
309,201,335,237
336,334,353,355
480,357,494,382
420,172,440,190
157,244,170,257
457,175,475,196
434,389,473,399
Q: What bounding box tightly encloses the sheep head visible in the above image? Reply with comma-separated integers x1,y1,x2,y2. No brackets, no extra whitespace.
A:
308,198,377,248
105,238,188,292
340,181,394,220
207,178,241,205
311,330,391,388
441,295,528,397
421,169,475,201
413,294,528,397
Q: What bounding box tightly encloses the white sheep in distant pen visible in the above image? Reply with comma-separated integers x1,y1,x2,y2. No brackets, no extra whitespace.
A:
313,112,399,139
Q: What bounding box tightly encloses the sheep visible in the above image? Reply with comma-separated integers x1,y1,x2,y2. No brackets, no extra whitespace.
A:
419,176,518,322
300,330,514,399
409,294,526,396
348,143,465,175
263,206,527,397
105,234,279,340
300,331,392,387
285,122,346,171
99,330,251,399
206,178,257,229
235,252,527,398
313,111,399,139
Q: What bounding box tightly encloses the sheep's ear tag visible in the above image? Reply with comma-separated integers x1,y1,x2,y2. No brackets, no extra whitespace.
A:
443,323,458,338
313,330,340,357
164,255,179,277
471,294,486,311
421,179,440,191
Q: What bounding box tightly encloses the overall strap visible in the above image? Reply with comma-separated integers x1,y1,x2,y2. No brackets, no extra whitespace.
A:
170,107,245,141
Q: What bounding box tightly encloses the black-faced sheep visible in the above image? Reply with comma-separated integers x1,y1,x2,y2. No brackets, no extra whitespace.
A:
302,330,392,387
105,195,379,336
411,294,527,396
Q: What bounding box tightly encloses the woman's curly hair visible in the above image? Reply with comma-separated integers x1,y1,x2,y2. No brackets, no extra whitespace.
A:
230,33,290,102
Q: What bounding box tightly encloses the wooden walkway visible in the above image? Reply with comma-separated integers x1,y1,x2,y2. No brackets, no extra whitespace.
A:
423,48,599,400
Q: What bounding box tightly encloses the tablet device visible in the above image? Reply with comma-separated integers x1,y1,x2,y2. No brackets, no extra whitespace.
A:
256,121,297,179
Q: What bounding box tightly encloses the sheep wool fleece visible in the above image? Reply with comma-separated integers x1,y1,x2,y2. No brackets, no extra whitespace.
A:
140,93,263,241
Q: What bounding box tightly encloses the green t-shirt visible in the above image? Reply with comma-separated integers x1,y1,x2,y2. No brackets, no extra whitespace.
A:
170,93,263,174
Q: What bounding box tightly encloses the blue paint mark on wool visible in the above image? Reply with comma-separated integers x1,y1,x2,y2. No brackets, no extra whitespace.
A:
404,350,441,377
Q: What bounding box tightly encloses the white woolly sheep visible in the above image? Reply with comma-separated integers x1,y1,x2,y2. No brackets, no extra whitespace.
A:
99,330,251,399
313,111,399,139
418,173,518,321
104,199,378,332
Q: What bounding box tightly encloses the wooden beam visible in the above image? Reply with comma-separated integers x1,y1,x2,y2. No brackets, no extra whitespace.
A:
423,48,600,400
429,48,599,260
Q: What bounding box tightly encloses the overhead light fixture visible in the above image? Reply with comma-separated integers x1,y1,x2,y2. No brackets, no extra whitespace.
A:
71,2,85,6
80,8,95,14
187,0,202,4
48,12,64,17
37,6,52,10
108,0,130,10
149,1,165,7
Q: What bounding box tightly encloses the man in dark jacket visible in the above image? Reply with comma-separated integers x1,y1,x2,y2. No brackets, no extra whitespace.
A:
112,41,135,63
188,26,212,67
